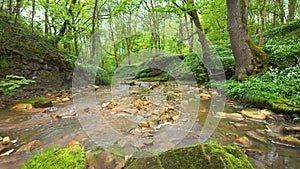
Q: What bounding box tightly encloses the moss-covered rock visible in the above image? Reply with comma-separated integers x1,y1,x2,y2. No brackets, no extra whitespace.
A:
125,143,254,169
20,97,52,108
22,145,86,169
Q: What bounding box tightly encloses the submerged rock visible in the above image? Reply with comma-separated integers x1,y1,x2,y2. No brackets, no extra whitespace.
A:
125,143,254,169
234,136,253,148
276,136,300,146
16,140,40,154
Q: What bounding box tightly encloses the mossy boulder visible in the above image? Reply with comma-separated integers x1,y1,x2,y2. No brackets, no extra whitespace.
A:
22,145,86,169
20,97,52,108
125,143,254,169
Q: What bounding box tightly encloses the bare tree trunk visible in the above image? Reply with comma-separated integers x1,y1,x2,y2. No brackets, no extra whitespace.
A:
278,0,285,23
31,0,35,32
189,17,194,52
259,0,267,46
9,0,12,17
273,0,277,27
226,0,268,81
288,0,297,21
109,21,119,67
187,9,210,66
178,16,183,54
14,0,22,24
45,0,49,34
91,0,98,59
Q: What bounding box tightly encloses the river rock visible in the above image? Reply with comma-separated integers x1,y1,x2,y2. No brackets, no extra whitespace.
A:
133,99,144,109
0,148,14,157
11,103,33,110
2,136,10,145
61,97,70,102
125,143,254,169
276,136,300,146
16,140,40,154
241,108,266,120
216,112,244,120
199,93,211,99
234,136,253,148
65,140,80,148
130,128,142,136
22,97,53,108
284,126,300,133
138,122,149,127
246,131,267,143
86,147,121,169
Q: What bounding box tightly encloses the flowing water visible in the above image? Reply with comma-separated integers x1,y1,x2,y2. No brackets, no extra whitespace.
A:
0,81,299,169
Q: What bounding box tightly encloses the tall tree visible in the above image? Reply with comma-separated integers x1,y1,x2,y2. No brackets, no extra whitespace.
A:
258,0,267,46
31,0,35,32
226,0,268,81
14,0,22,24
44,0,49,34
288,0,297,21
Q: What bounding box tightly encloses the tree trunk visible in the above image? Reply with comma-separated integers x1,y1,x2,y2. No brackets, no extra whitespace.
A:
272,0,277,27
91,0,98,59
14,0,22,24
31,0,35,32
44,0,49,34
54,0,77,45
109,21,119,67
226,0,268,81
187,9,210,67
288,0,297,21
258,0,267,46
278,0,285,23
9,0,12,17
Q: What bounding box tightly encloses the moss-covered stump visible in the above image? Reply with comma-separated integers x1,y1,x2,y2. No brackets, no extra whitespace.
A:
20,97,53,108
125,143,254,169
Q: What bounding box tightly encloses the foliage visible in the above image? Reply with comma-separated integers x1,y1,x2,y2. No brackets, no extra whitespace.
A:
213,44,235,70
263,37,300,68
211,66,300,112
22,145,86,169
0,75,35,95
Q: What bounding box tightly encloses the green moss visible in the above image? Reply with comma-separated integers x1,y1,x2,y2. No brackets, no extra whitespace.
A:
21,97,53,108
125,143,254,169
22,145,86,169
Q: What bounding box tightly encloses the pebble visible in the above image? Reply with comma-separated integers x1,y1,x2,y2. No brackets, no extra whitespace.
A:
2,136,10,145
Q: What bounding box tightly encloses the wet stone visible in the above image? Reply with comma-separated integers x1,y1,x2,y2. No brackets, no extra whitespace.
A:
246,131,267,143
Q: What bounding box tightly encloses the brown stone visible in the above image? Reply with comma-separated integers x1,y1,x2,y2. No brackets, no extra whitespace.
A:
138,122,149,127
65,140,80,148
241,108,266,120
16,140,40,154
2,136,10,145
234,136,252,148
246,131,267,143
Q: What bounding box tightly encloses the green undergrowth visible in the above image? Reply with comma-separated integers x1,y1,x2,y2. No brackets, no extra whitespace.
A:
125,142,253,169
0,75,35,95
211,66,300,114
22,145,86,169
